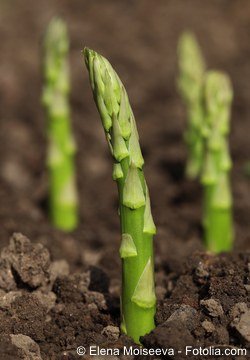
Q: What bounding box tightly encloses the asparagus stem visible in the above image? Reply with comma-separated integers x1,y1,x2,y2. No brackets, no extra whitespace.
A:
201,71,234,253
244,161,250,177
178,32,206,179
42,18,78,231
83,48,156,343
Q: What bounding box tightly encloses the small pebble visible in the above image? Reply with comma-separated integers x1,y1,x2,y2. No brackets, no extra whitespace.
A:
201,320,215,333
167,305,198,332
101,325,120,341
196,262,209,278
10,334,42,360
230,302,248,320
200,299,224,317
0,291,22,309
231,307,250,342
85,291,107,311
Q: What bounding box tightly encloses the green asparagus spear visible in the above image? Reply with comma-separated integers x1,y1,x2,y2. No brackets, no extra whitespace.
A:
42,18,78,231
83,48,156,343
201,70,234,253
178,32,206,179
243,162,250,177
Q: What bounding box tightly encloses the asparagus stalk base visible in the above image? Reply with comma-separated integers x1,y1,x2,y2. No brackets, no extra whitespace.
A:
118,157,155,343
203,185,233,253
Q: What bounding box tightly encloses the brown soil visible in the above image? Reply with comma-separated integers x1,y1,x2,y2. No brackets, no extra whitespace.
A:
0,0,250,359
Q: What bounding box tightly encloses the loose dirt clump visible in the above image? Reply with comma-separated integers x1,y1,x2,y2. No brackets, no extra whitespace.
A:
0,234,118,359
143,253,250,359
0,234,249,359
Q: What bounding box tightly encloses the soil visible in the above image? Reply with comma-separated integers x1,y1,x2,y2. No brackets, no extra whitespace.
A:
0,0,250,359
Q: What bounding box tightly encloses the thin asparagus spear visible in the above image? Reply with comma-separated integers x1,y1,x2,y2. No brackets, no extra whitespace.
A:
42,18,78,231
178,32,206,179
83,48,156,343
201,70,234,253
243,162,250,177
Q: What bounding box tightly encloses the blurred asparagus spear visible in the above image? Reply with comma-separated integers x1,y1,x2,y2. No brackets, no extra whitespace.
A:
42,18,78,231
201,70,234,253
178,32,206,180
243,162,250,177
83,48,156,343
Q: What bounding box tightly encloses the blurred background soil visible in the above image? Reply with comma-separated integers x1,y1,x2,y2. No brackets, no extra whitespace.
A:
0,0,249,283
0,1,250,358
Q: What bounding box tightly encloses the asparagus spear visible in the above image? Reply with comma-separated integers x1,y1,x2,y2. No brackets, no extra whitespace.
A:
243,161,250,177
83,48,156,343
42,18,78,231
178,32,206,179
201,70,234,253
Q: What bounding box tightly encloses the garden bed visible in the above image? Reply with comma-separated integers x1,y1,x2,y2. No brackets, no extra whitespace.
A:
0,1,249,359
